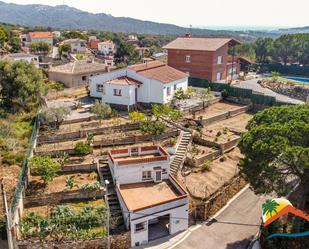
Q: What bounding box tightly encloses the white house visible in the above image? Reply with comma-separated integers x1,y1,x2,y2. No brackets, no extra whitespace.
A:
62,39,87,53
98,40,116,56
21,32,53,47
108,146,189,247
90,61,188,110
1,53,39,67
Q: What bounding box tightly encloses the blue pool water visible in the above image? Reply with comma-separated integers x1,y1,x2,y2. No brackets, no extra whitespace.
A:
282,76,309,83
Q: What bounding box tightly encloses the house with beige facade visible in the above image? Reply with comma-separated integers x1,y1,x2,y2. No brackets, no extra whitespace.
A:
48,61,108,88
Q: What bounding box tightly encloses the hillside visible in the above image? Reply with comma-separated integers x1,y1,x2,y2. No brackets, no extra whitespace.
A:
0,1,277,40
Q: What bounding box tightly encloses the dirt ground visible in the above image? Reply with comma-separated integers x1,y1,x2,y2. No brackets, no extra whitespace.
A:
185,101,246,119
204,113,253,133
27,172,99,195
0,165,21,216
24,198,104,217
41,116,130,135
187,144,217,159
185,148,243,199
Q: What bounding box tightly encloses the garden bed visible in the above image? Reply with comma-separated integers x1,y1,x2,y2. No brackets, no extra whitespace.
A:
26,172,99,196
186,144,221,167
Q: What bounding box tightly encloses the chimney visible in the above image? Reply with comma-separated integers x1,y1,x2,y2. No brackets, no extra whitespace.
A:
185,33,192,38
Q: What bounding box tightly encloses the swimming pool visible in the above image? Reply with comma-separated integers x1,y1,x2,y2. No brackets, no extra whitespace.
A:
282,76,309,83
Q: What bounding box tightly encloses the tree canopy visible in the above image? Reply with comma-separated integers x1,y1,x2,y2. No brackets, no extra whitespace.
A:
30,41,51,54
239,105,309,198
0,60,45,111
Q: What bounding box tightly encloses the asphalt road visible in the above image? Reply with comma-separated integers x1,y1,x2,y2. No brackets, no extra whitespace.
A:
173,188,268,249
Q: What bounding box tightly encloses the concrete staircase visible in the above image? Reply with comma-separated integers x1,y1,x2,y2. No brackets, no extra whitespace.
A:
99,158,125,232
170,131,192,176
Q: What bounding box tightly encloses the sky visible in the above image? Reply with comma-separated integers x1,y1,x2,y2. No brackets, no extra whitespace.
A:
2,0,309,29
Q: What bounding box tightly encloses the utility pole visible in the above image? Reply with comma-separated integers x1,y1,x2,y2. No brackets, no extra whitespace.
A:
1,182,14,249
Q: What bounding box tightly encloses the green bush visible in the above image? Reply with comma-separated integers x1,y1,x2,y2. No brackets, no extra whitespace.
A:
0,216,6,240
221,89,229,99
74,142,93,156
29,156,60,184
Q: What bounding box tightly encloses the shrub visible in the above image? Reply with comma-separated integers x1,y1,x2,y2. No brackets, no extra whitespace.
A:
140,120,166,136
81,181,101,191
40,106,71,129
216,131,222,137
129,111,146,123
220,156,227,162
221,89,229,99
74,142,93,156
201,160,211,172
29,156,60,184
91,100,112,120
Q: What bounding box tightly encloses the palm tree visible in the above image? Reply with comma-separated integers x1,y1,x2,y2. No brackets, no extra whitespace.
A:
262,199,280,217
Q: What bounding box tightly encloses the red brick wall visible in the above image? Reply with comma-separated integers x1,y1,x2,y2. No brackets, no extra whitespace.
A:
166,43,230,81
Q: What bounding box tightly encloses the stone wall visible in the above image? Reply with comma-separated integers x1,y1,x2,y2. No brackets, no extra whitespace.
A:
24,189,104,207
60,162,97,173
18,232,131,249
186,149,221,167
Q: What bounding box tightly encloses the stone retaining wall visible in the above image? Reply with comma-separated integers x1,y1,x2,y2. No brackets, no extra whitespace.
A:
38,123,140,144
60,162,97,173
18,232,130,249
196,105,251,126
186,149,221,167
24,189,104,207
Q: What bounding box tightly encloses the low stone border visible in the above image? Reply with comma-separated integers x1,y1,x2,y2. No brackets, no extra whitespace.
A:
38,123,140,144
60,161,98,173
195,105,251,126
186,149,221,167
18,232,131,249
24,188,104,207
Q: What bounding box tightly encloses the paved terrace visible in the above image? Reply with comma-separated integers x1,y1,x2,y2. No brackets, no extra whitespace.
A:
234,78,304,104
118,179,187,212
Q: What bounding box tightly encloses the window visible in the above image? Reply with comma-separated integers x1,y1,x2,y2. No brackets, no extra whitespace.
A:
216,72,222,81
217,56,222,64
142,171,152,180
185,55,191,63
82,75,87,81
135,222,147,233
113,89,122,96
174,84,177,91
96,84,104,93
166,87,171,96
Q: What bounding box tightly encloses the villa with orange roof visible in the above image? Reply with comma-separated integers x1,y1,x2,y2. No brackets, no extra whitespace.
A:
21,31,53,47
89,60,188,110
107,145,189,247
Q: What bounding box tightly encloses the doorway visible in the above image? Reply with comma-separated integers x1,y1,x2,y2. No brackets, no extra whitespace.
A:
148,214,170,241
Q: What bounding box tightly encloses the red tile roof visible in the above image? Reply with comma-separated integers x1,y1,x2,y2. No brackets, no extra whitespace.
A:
29,32,53,39
106,76,142,85
163,37,240,51
88,40,101,49
128,61,188,84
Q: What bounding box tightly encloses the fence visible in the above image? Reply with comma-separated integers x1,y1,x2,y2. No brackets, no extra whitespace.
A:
188,77,289,107
260,64,309,77
10,114,40,216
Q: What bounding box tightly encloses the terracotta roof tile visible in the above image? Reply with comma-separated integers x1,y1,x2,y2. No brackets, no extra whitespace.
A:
106,76,142,85
163,37,240,51
128,61,188,84
29,32,53,39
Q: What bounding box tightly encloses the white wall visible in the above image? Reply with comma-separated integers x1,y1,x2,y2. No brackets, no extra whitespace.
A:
30,37,53,46
71,42,87,53
102,83,136,106
162,78,188,104
130,202,188,247
109,159,170,185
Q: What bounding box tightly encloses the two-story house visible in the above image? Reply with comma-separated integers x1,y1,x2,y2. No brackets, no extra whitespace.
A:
21,32,53,47
61,38,87,53
108,145,189,247
90,61,188,110
163,35,240,82
98,40,116,56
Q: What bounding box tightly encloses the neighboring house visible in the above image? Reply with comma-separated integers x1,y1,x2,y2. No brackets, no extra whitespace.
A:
90,61,188,110
88,35,98,42
1,53,39,67
52,31,61,38
98,40,116,56
127,34,139,44
49,61,108,88
88,40,101,50
21,32,53,47
163,35,240,82
108,145,189,247
61,39,87,53
134,45,150,57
